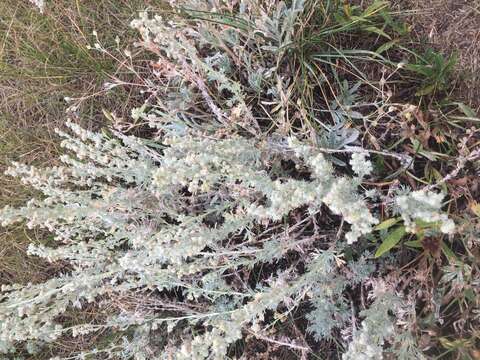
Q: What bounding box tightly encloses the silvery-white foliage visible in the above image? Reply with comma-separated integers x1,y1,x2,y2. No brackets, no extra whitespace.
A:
395,190,455,234
350,152,373,179
0,1,456,357
128,0,311,133
29,0,45,13
0,120,445,358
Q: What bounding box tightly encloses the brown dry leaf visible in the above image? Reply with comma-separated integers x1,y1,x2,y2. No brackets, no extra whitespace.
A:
449,177,469,186
432,128,447,144
470,349,480,360
418,129,431,148
421,237,442,258
411,110,432,146
368,133,381,150
413,109,429,130
470,201,480,217
418,333,433,350
400,123,416,140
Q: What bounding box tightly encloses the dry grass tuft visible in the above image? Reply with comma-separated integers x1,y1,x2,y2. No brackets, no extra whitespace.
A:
0,0,161,286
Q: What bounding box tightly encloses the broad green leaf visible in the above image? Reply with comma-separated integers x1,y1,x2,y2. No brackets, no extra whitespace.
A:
365,26,391,40
456,102,477,118
415,84,436,96
350,15,368,23
365,1,389,16
102,109,115,123
376,39,399,54
431,167,448,193
414,219,439,230
465,288,476,302
404,240,422,248
374,217,400,231
404,61,429,74
375,226,406,257
441,242,458,263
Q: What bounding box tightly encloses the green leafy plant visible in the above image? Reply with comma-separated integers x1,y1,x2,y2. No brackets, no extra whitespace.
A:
406,49,458,96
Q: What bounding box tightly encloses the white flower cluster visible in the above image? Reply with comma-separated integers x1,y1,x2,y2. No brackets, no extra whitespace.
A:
151,135,380,244
350,152,373,179
342,285,400,360
342,323,386,360
322,177,379,244
176,320,242,360
29,0,45,13
289,138,379,243
395,190,455,234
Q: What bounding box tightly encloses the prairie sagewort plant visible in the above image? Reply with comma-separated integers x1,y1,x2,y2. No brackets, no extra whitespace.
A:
1,1,462,359
0,121,454,359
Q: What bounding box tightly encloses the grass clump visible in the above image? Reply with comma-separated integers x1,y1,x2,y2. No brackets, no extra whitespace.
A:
0,0,164,286
0,0,479,359
0,1,162,356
